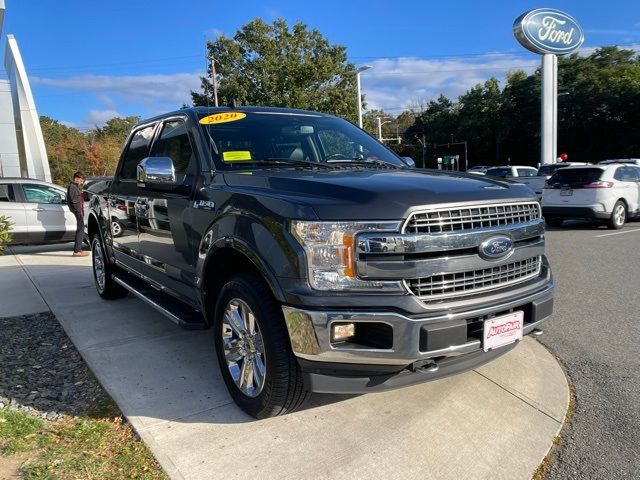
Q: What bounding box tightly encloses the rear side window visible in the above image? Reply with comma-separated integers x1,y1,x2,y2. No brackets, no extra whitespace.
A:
547,168,604,186
0,184,15,202
614,166,639,182
120,125,156,179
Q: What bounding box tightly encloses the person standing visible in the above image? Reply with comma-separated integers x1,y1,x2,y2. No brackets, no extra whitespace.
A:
67,171,88,257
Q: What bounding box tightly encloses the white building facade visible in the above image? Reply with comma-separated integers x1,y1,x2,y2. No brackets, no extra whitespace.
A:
0,0,51,181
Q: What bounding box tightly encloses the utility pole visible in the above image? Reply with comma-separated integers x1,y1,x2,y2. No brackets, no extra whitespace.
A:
209,54,219,107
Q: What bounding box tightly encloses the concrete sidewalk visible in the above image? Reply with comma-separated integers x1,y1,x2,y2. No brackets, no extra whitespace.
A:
1,245,570,480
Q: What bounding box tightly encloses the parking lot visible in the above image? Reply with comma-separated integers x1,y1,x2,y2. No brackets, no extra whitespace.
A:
540,221,640,478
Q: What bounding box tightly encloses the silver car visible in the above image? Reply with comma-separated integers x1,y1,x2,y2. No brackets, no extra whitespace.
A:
0,178,78,244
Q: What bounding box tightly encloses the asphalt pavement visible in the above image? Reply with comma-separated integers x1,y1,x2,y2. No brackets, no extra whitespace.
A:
541,221,640,479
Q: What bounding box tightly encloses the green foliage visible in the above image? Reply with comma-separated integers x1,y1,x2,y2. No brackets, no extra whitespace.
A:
40,115,140,185
191,18,360,123
403,46,640,166
0,215,12,254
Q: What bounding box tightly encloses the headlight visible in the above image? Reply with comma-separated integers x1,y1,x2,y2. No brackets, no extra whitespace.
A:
291,221,404,292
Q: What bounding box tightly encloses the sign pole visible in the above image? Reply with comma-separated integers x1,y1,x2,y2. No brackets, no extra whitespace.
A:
513,8,583,166
541,54,557,165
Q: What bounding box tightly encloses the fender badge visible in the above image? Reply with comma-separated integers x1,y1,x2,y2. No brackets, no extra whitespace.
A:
193,200,215,210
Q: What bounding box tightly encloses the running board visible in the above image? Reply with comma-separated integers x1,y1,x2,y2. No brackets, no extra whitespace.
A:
112,273,207,330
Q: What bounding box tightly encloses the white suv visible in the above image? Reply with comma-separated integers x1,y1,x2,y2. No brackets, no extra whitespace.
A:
542,164,640,229
0,178,78,244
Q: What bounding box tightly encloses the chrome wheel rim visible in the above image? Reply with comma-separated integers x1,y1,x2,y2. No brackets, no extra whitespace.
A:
614,204,626,226
92,240,105,292
111,220,122,237
222,299,266,398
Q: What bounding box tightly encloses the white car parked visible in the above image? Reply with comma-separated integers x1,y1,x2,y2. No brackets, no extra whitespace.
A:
0,178,78,244
542,164,640,229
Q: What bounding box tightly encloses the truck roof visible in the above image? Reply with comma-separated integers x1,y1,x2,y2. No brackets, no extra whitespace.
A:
137,106,333,127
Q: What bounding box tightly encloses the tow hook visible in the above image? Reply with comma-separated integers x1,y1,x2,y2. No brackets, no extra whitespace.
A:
411,359,439,373
532,328,544,336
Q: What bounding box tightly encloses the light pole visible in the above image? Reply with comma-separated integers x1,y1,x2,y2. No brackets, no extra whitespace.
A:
355,65,371,128
376,117,391,141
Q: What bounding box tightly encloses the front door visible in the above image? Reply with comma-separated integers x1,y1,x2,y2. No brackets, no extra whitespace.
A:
137,117,198,304
20,183,75,243
109,123,157,273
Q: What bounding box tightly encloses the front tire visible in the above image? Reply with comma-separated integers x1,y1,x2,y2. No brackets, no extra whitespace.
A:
91,235,128,300
608,201,626,229
213,273,308,418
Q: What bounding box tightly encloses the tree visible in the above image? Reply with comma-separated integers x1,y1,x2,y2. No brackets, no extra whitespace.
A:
191,19,360,123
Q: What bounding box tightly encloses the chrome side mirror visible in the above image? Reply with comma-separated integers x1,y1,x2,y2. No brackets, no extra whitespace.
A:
402,156,416,168
137,157,176,185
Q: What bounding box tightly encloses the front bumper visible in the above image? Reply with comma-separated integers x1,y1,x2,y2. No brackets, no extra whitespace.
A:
282,277,554,393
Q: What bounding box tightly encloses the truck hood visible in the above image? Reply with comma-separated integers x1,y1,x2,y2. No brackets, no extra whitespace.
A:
222,168,537,220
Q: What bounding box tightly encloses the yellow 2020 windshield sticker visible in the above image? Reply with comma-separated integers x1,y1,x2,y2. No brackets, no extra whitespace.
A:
222,151,252,162
199,112,247,125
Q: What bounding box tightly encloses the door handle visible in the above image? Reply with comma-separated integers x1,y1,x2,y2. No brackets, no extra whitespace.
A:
32,208,44,212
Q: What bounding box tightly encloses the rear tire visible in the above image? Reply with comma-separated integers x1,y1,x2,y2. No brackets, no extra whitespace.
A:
545,217,564,227
91,235,128,300
608,201,626,230
213,273,308,419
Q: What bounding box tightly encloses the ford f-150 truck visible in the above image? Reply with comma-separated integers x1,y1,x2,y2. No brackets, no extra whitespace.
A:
87,107,554,418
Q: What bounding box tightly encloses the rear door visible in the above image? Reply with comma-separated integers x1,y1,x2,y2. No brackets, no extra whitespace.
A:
109,123,157,273
20,183,75,243
0,183,27,244
137,117,199,303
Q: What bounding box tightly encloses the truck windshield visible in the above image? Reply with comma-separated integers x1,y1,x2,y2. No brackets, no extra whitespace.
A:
198,111,408,169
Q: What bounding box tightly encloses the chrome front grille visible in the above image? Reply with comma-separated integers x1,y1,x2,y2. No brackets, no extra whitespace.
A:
404,202,541,234
406,256,542,300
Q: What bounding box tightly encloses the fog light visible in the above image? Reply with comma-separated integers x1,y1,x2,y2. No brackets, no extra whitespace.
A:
331,323,356,342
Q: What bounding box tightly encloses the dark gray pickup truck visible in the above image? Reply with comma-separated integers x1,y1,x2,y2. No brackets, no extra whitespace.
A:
87,106,554,418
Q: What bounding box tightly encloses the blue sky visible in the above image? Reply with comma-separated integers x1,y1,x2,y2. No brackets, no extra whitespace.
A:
2,0,639,129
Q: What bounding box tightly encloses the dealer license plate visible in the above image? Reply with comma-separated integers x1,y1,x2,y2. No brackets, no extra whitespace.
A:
483,311,524,352
560,187,573,196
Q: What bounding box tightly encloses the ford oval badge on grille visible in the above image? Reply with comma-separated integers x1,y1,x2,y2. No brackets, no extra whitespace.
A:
479,235,514,260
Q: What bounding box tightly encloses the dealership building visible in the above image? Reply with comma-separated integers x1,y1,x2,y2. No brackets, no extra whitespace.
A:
0,0,51,182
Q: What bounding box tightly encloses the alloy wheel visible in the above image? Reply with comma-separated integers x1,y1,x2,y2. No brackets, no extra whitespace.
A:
221,298,266,397
92,240,105,292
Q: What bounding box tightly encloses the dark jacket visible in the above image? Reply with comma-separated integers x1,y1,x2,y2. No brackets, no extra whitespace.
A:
67,183,83,217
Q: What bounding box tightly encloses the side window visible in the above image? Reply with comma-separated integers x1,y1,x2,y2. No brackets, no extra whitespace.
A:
149,120,194,182
614,167,637,182
22,184,66,204
120,125,156,180
0,184,15,202
517,168,536,177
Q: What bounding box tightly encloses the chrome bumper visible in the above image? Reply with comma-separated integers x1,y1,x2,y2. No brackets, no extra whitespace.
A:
282,278,553,366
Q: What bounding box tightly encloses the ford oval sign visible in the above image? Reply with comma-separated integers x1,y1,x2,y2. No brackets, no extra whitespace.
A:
479,235,514,260
513,8,584,55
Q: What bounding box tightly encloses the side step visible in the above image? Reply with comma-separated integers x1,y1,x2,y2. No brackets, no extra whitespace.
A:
112,272,207,330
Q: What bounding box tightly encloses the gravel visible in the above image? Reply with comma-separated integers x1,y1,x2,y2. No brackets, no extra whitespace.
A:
0,311,103,420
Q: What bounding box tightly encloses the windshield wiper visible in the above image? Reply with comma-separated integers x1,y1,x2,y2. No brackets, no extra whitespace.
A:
325,158,401,168
258,158,337,169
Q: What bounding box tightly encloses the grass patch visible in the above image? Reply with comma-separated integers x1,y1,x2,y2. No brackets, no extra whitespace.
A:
0,408,167,479
0,409,44,455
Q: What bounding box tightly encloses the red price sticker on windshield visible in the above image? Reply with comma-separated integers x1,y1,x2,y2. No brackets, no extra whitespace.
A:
199,112,246,125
